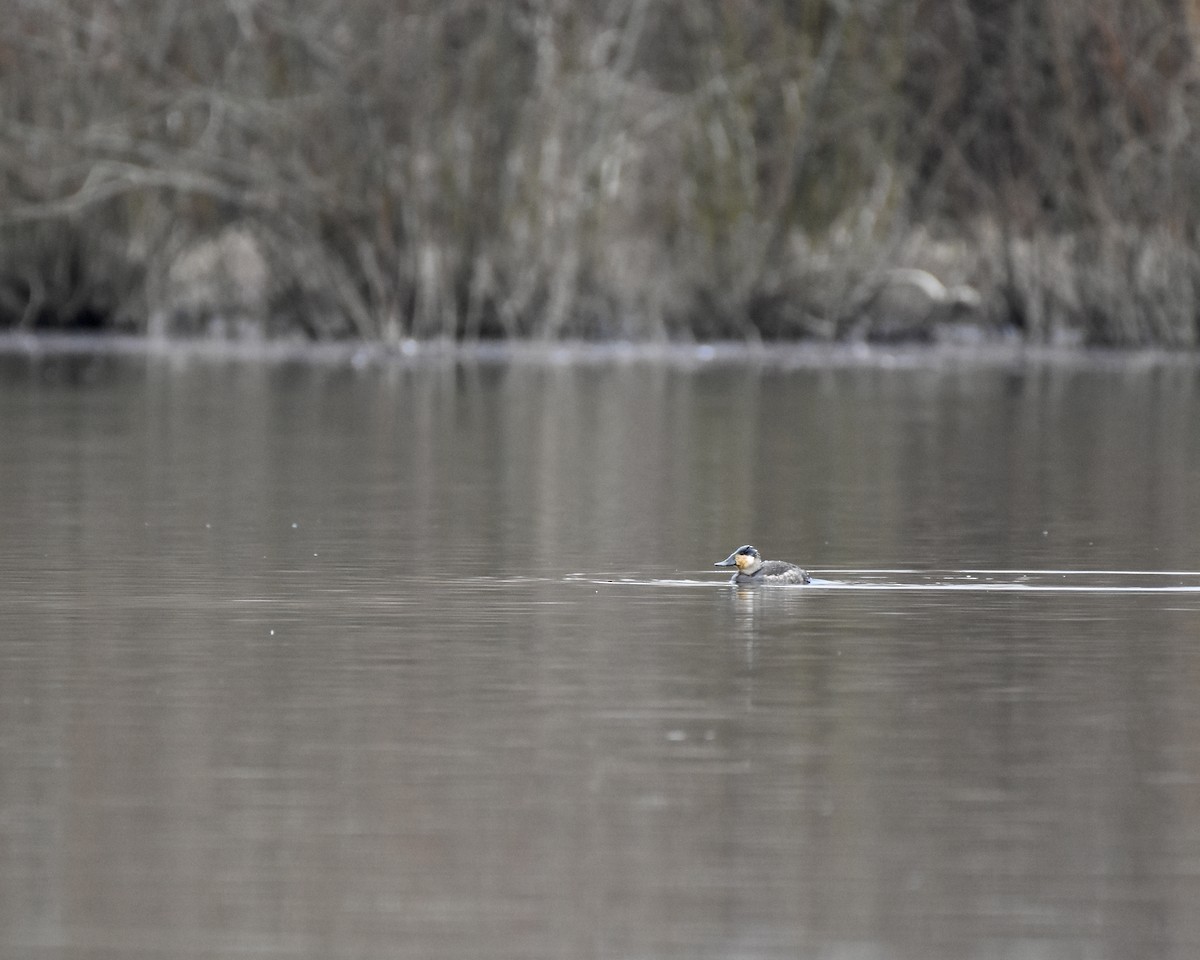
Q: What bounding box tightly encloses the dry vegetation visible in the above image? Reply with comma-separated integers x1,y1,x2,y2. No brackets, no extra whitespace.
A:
2,0,1199,345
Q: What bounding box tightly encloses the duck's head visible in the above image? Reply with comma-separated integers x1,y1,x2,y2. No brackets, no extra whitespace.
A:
715,545,762,574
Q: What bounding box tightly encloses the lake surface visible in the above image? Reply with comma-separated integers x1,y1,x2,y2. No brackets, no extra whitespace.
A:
2,343,1200,960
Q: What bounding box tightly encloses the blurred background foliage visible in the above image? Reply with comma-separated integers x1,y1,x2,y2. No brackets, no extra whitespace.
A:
2,0,1199,345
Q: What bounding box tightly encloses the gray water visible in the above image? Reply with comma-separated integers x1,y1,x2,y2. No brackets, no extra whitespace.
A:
2,346,1200,960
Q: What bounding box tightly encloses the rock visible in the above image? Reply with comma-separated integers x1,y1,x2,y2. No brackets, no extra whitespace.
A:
155,227,270,338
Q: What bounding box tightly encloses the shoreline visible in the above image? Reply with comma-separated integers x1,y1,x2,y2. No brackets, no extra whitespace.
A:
1,332,1196,371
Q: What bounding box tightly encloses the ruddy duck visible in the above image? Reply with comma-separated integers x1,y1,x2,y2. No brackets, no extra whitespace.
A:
715,545,811,585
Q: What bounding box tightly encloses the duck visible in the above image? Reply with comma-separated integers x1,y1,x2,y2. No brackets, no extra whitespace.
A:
714,545,811,585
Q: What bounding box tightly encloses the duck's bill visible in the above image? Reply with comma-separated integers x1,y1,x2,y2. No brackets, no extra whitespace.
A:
714,553,739,567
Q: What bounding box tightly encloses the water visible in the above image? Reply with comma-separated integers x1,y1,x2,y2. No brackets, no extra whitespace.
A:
2,345,1200,959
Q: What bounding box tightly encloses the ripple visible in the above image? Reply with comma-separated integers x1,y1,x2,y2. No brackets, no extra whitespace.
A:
558,569,1200,594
